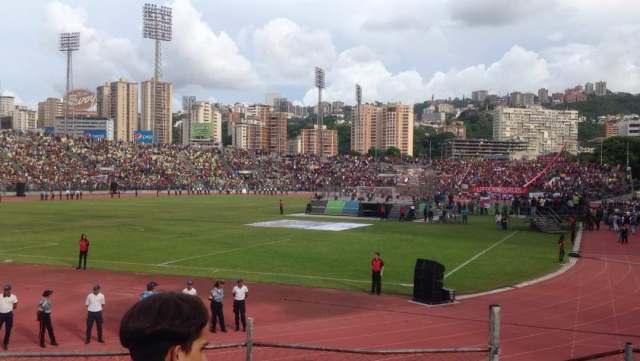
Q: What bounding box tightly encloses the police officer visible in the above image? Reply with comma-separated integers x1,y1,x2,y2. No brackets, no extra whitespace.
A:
209,281,226,333
37,289,57,347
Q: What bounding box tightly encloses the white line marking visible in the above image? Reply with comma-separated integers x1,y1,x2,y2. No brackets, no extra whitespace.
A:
157,239,292,266
1,242,58,253
0,252,415,287
444,231,519,279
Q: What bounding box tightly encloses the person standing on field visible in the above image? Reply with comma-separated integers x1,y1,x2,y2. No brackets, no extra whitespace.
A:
0,284,18,350
182,280,197,296
279,199,284,215
85,284,105,344
232,280,248,332
371,252,384,295
37,289,57,348
77,234,89,270
209,281,226,333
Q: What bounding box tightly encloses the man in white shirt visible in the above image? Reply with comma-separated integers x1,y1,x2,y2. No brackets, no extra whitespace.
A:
85,284,105,344
182,280,197,296
232,280,248,332
0,284,18,350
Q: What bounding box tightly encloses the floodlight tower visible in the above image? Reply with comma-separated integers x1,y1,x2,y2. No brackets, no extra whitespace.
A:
143,3,172,143
315,67,325,156
59,32,80,135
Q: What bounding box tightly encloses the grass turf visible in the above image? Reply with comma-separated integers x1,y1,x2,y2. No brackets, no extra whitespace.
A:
0,195,564,295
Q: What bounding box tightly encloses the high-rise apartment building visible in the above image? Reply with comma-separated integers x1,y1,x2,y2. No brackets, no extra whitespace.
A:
522,93,536,107
12,106,37,131
493,106,578,157
141,80,173,144
37,98,63,128
97,79,138,141
381,104,414,156
96,84,111,118
183,101,222,145
265,111,288,154
537,88,549,105
351,104,381,154
247,104,271,123
472,90,488,102
298,125,338,156
232,119,265,151
350,103,414,156
584,82,594,95
0,96,15,117
595,81,607,97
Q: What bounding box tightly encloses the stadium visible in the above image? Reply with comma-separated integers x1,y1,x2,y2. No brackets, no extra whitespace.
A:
0,128,638,361
2,1,640,361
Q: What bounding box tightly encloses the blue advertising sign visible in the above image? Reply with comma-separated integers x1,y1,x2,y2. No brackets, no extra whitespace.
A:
84,129,107,139
134,130,154,144
43,127,55,135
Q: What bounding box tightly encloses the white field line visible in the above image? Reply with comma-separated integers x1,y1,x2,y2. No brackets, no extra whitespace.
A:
1,242,58,253
157,239,292,266
0,252,413,287
444,231,519,279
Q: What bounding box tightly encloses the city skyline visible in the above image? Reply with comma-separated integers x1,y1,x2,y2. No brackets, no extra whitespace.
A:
1,0,640,108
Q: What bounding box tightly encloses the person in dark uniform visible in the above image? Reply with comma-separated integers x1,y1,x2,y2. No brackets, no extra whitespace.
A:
77,234,89,270
208,281,226,333
371,252,384,295
37,289,57,347
279,199,284,215
558,234,565,263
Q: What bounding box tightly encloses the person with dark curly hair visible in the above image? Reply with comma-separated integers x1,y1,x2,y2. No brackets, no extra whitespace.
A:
120,292,210,361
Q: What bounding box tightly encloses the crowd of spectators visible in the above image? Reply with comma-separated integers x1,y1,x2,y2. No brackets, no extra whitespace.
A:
0,131,632,199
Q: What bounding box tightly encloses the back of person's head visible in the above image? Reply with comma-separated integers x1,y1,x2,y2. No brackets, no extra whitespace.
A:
120,292,209,361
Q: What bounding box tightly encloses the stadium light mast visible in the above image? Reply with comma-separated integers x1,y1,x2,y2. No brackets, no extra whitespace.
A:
315,67,325,157
59,32,80,135
143,3,172,143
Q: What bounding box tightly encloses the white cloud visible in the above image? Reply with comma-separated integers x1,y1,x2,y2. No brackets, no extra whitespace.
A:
253,18,336,84
302,46,429,105
167,0,260,90
45,1,146,91
302,45,551,105
449,0,554,27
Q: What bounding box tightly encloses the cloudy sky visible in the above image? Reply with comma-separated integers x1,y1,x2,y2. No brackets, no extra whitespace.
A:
1,0,640,108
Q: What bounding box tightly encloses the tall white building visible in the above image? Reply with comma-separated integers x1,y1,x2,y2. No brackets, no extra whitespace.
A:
595,81,607,97
183,101,222,145
493,106,578,157
0,96,15,117
12,106,37,131
98,79,138,142
141,80,173,144
471,90,488,102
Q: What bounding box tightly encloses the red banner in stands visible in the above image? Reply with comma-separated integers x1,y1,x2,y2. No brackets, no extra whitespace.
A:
473,186,529,194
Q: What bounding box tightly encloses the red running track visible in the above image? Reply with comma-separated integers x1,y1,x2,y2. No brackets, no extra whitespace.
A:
0,228,639,360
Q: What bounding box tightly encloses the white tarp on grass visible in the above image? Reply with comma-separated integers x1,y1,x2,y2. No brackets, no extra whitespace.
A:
247,220,372,232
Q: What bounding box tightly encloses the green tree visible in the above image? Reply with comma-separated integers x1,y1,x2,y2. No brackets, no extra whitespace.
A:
385,147,401,157
336,123,351,154
221,121,232,146
578,120,604,146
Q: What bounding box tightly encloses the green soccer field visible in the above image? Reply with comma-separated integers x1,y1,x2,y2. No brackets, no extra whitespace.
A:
0,195,563,295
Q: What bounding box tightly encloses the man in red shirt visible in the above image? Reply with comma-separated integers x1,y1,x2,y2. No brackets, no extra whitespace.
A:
77,234,89,270
371,252,384,295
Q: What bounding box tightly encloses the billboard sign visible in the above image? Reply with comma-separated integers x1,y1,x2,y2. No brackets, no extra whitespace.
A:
83,129,107,139
134,130,154,144
191,123,212,139
66,89,97,111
